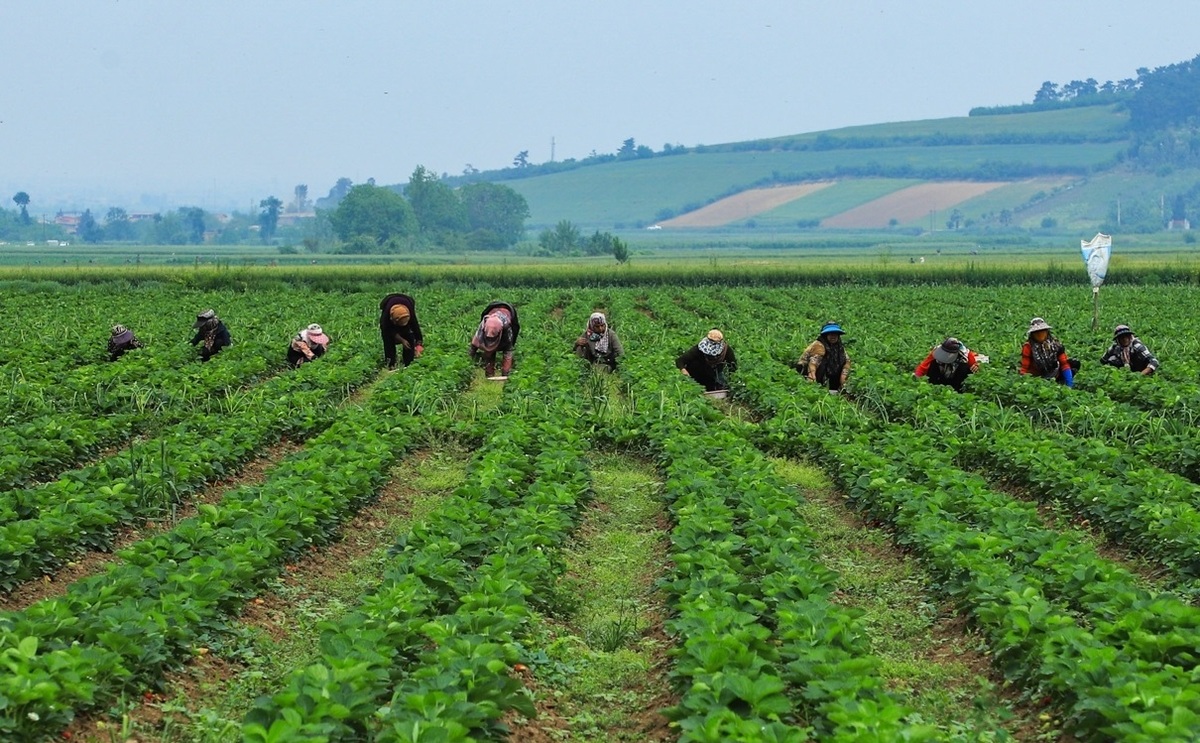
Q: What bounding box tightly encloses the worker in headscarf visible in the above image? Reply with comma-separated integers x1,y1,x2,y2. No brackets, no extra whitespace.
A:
107,324,143,361
676,329,737,392
190,309,231,362
914,336,980,392
1019,317,1076,387
379,293,424,368
796,322,851,393
1100,324,1158,375
287,323,331,367
573,312,623,371
469,300,520,377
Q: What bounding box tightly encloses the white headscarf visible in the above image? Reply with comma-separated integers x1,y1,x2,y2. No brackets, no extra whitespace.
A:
587,312,610,354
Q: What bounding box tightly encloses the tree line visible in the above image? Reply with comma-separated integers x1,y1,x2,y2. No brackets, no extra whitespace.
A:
323,166,530,254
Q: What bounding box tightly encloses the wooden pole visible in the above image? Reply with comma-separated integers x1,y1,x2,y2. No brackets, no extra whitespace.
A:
1092,286,1100,332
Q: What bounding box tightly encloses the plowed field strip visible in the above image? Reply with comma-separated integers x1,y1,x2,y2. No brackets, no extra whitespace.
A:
822,181,1007,227
660,182,833,227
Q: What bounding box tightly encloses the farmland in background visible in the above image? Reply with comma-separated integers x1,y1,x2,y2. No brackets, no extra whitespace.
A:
507,141,1125,229
819,181,1009,228
4,264,1200,741
659,183,833,227
724,178,919,227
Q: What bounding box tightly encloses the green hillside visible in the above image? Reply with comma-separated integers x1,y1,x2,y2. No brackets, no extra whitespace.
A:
489,103,1200,238
508,143,1124,229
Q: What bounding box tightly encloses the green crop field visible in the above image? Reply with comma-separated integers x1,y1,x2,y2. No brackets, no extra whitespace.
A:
507,142,1127,230
3,263,1200,742
752,104,1130,147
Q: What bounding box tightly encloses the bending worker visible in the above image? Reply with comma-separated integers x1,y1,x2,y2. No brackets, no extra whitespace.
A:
379,292,424,368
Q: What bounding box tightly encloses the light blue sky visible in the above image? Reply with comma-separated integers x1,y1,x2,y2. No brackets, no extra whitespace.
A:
2,1,1197,213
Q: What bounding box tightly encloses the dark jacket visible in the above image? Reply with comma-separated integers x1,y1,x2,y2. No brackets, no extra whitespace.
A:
915,348,979,392
1100,338,1158,373
190,322,231,360
676,344,737,392
108,336,143,361
379,293,424,368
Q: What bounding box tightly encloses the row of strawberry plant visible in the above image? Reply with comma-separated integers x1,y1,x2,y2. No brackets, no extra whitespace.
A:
0,343,381,593
959,366,1200,485
740,351,1200,741
0,343,304,491
243,337,591,741
0,347,474,741
613,310,933,741
1074,361,1200,425
853,358,1200,594
0,283,492,589
0,411,141,491
0,291,380,486
0,287,323,423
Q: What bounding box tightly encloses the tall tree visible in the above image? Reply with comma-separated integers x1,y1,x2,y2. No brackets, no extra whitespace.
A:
12,192,30,224
104,207,132,241
512,151,529,168
315,177,354,210
328,183,417,243
459,182,529,246
405,165,467,234
77,209,102,243
181,207,207,244
259,196,283,241
538,219,581,254
291,184,309,213
1033,81,1060,103
612,237,630,264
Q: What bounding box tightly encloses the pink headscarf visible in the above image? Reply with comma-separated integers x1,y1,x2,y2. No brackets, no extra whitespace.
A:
476,311,507,351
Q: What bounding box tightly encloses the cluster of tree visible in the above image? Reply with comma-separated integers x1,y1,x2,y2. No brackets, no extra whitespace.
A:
1033,77,1138,104
535,220,629,262
437,138,688,190
326,167,531,254
4,186,315,246
1123,55,1200,132
1,193,62,242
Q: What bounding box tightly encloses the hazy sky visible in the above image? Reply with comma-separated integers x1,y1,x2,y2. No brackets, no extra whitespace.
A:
3,1,1198,213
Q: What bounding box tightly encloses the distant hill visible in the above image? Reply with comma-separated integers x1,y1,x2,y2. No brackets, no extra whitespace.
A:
477,105,1146,235
372,58,1200,240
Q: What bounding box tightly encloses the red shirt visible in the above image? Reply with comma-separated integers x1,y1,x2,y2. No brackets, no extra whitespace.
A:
915,348,978,377
1019,341,1068,376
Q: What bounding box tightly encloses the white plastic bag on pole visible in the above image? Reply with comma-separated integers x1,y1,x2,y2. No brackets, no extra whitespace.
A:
1081,233,1111,331
1081,233,1111,288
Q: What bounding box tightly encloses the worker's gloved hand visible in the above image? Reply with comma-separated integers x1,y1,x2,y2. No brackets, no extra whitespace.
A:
1061,368,1075,388
680,368,690,376
415,344,424,357
1142,367,1154,376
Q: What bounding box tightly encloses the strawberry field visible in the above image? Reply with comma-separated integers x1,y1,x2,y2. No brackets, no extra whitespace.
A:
3,277,1200,742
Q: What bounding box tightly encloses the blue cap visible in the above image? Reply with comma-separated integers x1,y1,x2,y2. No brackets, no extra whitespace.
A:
819,323,845,335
